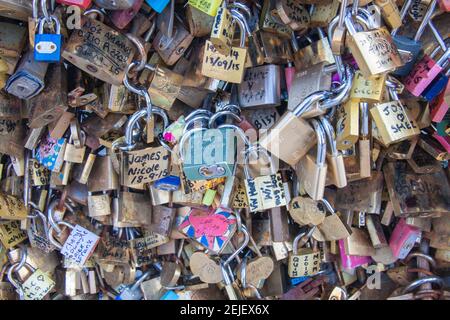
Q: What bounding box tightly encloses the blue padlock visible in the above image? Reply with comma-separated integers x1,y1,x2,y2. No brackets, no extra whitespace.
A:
34,16,62,63
145,0,170,13
154,175,181,191
422,73,449,102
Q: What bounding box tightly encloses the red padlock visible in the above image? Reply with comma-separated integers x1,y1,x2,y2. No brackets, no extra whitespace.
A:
111,0,144,29
56,0,92,10
430,88,449,122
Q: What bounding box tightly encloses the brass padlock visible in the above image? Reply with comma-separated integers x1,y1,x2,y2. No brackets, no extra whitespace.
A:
296,119,328,201
62,16,136,85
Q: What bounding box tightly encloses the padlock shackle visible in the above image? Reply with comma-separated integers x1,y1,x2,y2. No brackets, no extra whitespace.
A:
360,102,369,137
123,106,169,150
320,198,336,214
391,0,413,36
223,225,249,268
37,15,61,35
230,9,249,48
84,8,106,22
292,226,316,254
125,34,147,73
402,276,443,294
427,21,447,52
320,65,354,110
178,127,208,163
243,144,276,180
319,116,339,156
209,110,242,129
310,119,327,166
184,114,212,134
228,2,252,20
47,220,75,251
413,0,437,42
292,90,331,117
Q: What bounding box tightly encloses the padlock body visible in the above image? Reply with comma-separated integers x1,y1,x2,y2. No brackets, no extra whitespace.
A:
182,128,236,181
259,112,317,167
391,36,422,77
56,0,92,9
34,34,62,62
404,55,443,97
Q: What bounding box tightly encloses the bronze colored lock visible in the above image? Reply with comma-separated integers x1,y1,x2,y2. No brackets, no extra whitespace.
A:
62,16,136,85
87,154,119,193
153,20,194,66
187,5,215,37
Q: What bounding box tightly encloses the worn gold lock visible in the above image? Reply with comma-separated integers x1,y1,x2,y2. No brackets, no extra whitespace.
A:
62,16,136,85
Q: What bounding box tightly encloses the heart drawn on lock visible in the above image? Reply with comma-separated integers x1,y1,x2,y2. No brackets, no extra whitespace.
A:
179,208,236,252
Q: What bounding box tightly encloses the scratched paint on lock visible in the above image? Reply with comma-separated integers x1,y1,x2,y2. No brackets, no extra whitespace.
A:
179,208,236,253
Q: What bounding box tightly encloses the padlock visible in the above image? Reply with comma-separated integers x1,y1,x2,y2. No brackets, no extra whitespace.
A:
186,4,214,38
314,199,352,241
244,145,287,213
259,91,330,167
344,13,403,77
5,50,48,100
0,21,27,75
287,62,332,113
295,119,328,201
34,16,62,63
374,0,402,29
391,0,436,77
336,99,360,151
179,125,236,181
201,11,248,84
276,0,310,31
94,0,135,9
7,261,55,300
293,28,335,70
153,20,194,67
310,0,340,28
349,71,386,103
62,16,136,85
237,64,281,108
111,0,144,29
56,0,92,9
209,3,235,56
288,227,322,278
370,81,420,146
320,116,347,188
404,47,450,97
383,161,450,217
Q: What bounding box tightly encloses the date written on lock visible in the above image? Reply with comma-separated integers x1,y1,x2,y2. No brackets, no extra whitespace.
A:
121,146,170,187
202,40,246,84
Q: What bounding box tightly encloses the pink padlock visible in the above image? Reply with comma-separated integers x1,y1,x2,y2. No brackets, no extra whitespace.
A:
111,0,144,29
430,89,449,122
433,132,450,153
338,239,372,269
389,218,421,259
438,0,450,11
285,62,296,93
404,48,450,97
56,0,92,9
